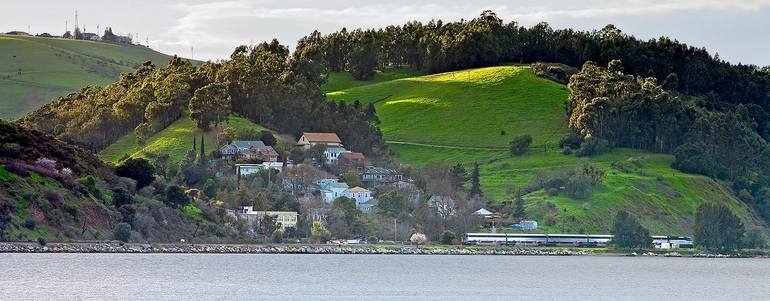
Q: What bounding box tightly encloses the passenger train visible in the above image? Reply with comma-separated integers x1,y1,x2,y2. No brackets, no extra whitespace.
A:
464,233,693,248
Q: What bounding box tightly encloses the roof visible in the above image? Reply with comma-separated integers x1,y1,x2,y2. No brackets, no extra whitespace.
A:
340,152,365,160
230,140,266,149
326,146,347,152
301,132,342,144
363,166,401,175
474,208,494,216
347,187,369,193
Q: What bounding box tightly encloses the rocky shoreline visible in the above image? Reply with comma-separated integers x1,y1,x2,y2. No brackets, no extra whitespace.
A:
0,242,590,256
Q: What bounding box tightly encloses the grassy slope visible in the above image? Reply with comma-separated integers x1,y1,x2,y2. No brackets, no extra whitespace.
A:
0,34,175,120
325,66,766,235
327,66,570,148
99,114,271,164
322,68,426,93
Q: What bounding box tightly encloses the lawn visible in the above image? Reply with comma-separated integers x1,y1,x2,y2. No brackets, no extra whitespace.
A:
0,34,178,120
327,65,570,148
99,114,272,164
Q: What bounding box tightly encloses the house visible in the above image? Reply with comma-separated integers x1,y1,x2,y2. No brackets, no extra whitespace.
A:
221,140,278,162
338,152,369,172
511,220,538,230
234,206,298,230
394,180,421,204
297,132,343,149
362,167,403,187
324,146,347,164
236,162,283,175
345,186,373,207
475,208,501,228
317,179,350,203
82,32,100,40
428,195,456,217
358,199,377,214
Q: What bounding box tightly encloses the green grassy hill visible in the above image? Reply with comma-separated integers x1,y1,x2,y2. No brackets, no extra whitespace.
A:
99,114,272,164
0,34,178,120
327,65,569,149
325,66,767,235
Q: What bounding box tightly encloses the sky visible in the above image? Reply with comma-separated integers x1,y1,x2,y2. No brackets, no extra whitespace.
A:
2,0,770,65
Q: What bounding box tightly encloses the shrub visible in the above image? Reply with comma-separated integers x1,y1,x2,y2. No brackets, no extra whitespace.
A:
5,162,29,177
115,158,156,189
575,137,610,157
113,188,134,208
546,187,559,196
113,222,132,242
271,229,284,243
164,185,190,207
440,230,456,245
562,146,572,155
543,212,558,226
35,158,57,170
559,134,583,149
37,237,47,246
23,217,36,230
510,135,533,156
566,174,593,199
45,190,63,208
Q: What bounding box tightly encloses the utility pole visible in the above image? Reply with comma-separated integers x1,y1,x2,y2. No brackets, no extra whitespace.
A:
394,218,397,243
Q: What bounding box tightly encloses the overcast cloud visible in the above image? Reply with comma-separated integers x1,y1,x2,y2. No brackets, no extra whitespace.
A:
2,0,769,65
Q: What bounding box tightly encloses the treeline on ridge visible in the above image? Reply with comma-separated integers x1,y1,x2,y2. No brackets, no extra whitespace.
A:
19,41,384,155
307,10,770,124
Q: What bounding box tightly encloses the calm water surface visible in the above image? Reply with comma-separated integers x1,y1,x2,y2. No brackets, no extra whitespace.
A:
0,253,768,300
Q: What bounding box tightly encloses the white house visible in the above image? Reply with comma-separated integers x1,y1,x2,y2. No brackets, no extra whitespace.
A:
234,206,298,230
345,186,373,207
324,146,347,164
320,181,350,203
236,162,284,175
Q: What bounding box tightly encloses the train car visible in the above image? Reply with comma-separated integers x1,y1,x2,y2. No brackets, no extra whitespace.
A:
464,233,612,247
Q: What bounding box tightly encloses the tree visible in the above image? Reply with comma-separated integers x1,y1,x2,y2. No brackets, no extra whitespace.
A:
510,134,533,156
113,188,134,208
189,82,231,130
197,135,207,165
469,162,483,199
611,211,651,250
164,185,190,207
410,232,428,247
203,179,218,199
377,191,407,217
332,197,360,226
115,158,155,189
511,196,526,220
134,123,152,147
440,230,456,245
341,170,363,188
694,203,745,252
311,221,331,243
449,163,469,189
113,222,132,242
271,229,284,243
73,26,83,40
260,130,277,146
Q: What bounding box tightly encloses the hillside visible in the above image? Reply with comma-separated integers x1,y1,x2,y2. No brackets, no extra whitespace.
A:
327,65,570,149
0,34,177,120
325,66,767,235
100,114,273,164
